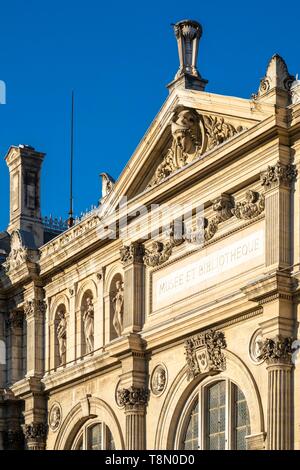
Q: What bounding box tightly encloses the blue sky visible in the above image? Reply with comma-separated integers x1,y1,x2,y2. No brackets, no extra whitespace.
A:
0,0,300,229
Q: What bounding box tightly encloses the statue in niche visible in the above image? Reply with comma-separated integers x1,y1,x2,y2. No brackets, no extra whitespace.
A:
112,281,124,337
56,310,67,365
83,297,94,353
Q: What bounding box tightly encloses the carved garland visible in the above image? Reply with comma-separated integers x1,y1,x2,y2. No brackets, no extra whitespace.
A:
185,193,233,245
232,190,265,220
142,188,266,267
143,221,185,267
143,240,173,267
123,162,298,268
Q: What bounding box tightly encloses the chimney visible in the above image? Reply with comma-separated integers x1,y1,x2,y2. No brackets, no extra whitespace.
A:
167,19,208,93
5,145,45,247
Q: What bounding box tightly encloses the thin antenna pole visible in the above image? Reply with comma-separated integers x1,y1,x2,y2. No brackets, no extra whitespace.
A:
68,91,74,227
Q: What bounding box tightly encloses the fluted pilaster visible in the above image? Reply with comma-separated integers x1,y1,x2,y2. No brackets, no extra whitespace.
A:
120,243,145,334
125,408,146,450
258,335,294,450
267,363,292,449
118,386,148,450
261,162,297,269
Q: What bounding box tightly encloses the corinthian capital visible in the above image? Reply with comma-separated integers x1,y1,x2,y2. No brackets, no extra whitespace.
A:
24,300,47,319
22,422,48,444
117,386,149,409
120,242,145,266
260,162,297,189
257,335,293,365
6,311,23,330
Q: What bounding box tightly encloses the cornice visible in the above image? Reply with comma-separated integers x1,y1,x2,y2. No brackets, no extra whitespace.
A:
42,351,117,393
241,270,295,304
9,375,44,399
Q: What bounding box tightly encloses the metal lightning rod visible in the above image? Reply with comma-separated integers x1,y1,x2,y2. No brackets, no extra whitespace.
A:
68,91,75,228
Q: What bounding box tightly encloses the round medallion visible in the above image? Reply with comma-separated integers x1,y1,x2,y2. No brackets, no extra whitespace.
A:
151,364,168,396
249,328,264,364
49,403,62,432
115,380,124,408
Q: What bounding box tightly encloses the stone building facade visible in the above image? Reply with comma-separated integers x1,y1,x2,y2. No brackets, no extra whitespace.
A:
1,20,300,450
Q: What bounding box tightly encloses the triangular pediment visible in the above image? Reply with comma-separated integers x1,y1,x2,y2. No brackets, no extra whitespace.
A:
100,87,270,217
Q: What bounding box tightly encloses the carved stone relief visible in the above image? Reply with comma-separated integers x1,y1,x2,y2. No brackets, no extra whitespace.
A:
232,190,265,220
150,364,168,396
148,108,246,187
184,193,233,246
24,299,47,318
249,328,264,364
6,311,23,330
4,429,24,450
49,403,62,432
3,230,38,273
143,240,173,267
184,329,227,380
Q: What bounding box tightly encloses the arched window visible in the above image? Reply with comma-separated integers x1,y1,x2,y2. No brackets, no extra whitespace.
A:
181,379,250,450
72,420,115,450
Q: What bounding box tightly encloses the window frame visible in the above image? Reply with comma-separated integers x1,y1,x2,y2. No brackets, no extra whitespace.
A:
71,419,114,450
177,377,250,450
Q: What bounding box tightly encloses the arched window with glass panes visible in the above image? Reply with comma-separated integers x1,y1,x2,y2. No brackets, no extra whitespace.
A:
179,379,250,450
71,420,115,450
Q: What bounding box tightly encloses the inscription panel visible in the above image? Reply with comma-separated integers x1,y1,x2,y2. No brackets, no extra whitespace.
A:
152,224,264,311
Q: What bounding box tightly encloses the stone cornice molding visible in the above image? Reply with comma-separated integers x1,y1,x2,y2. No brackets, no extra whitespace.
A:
241,271,294,305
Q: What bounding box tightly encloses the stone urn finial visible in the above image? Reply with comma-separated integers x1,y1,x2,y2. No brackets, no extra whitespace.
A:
168,19,208,92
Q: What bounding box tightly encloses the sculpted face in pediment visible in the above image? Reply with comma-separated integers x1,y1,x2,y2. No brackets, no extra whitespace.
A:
148,107,246,188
